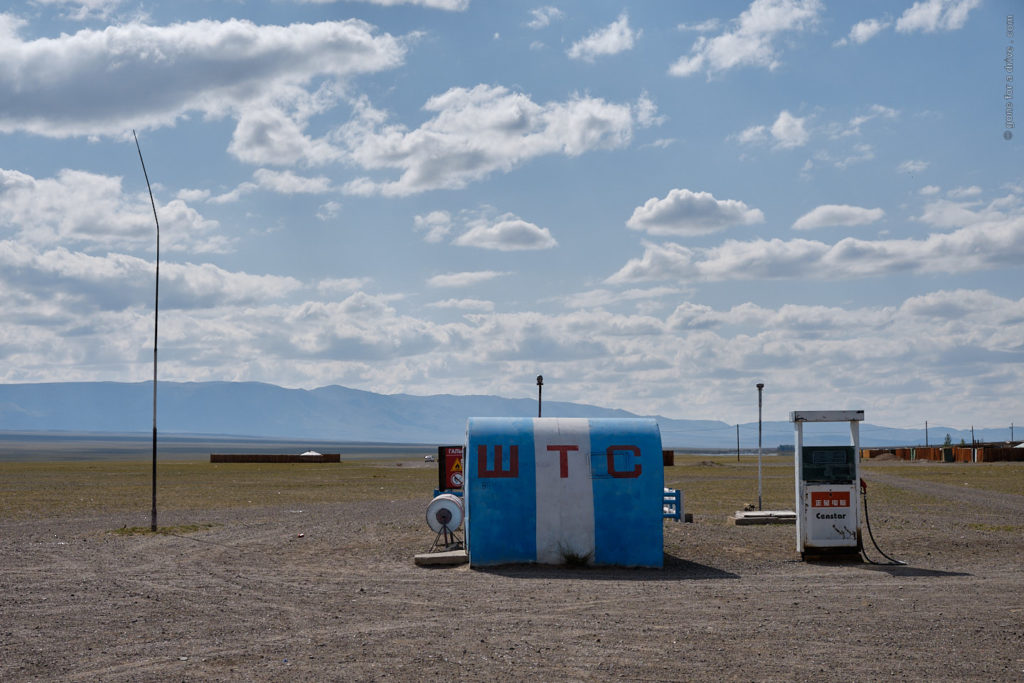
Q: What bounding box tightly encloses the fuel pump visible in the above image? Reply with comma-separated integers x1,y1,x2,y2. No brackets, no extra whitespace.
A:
792,410,864,560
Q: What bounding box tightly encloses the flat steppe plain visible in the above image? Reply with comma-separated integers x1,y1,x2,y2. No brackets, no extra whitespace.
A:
2,455,1022,681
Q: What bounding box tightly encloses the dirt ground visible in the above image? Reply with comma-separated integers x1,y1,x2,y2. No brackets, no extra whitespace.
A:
2,462,1023,681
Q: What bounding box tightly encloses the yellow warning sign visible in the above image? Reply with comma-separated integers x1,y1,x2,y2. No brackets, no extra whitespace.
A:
451,458,462,472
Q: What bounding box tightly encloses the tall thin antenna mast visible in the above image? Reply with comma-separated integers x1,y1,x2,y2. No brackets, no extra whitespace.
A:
133,129,160,533
756,383,764,511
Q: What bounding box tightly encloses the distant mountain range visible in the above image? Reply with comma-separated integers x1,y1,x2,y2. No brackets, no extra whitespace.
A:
0,381,1013,448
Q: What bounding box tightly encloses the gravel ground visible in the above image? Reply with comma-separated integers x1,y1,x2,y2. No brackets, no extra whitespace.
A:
2,465,1023,681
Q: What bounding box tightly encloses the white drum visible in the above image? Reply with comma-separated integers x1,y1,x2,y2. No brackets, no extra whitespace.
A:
425,493,464,533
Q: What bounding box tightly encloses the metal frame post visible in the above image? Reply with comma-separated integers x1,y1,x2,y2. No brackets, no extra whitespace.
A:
756,383,764,511
536,375,543,418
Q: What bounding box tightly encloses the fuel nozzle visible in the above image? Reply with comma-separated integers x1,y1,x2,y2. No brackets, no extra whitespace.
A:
860,477,867,494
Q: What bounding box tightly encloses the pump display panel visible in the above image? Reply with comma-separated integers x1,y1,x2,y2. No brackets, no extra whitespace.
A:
800,446,856,484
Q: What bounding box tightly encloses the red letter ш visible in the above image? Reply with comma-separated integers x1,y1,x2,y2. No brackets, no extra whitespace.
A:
606,445,642,478
477,444,519,478
546,444,579,478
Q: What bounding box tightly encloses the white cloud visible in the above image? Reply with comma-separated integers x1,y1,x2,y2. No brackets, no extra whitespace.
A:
920,185,941,195
948,185,982,198
225,86,350,167
834,18,890,46
770,110,809,148
0,167,227,254
669,0,822,78
336,86,654,196
735,124,768,145
899,288,1023,321
453,213,557,251
567,13,639,62
255,169,334,195
32,0,128,21
297,0,468,9
792,204,885,230
275,292,449,360
177,188,211,203
0,17,407,161
734,110,809,149
916,194,1016,229
316,201,343,221
896,0,981,33
317,277,372,295
0,241,300,311
832,104,898,137
459,310,659,363
834,143,875,169
7,280,1020,427
527,6,564,29
211,169,335,203
427,298,495,311
643,138,678,149
608,195,1024,284
677,19,721,32
413,211,453,243
626,188,765,237
632,93,665,127
427,270,507,288
667,299,892,331
0,231,1019,426
562,286,684,309
898,160,930,173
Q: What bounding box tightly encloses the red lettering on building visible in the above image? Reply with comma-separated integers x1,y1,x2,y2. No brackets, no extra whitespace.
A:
547,444,579,478
477,444,519,478
606,445,642,478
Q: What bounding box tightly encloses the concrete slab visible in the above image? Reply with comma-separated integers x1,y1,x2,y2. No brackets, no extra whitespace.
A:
414,549,469,566
730,510,797,525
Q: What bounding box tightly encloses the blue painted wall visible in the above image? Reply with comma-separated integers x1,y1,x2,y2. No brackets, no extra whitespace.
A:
465,417,664,568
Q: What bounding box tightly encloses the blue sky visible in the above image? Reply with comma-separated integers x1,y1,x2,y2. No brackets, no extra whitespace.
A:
0,0,1020,430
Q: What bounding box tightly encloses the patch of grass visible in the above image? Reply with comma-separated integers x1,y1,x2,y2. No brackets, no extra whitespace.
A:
559,547,593,567
111,523,218,536
664,454,1024,518
664,454,796,517
966,523,1023,533
860,479,947,506
0,459,436,519
863,461,1024,496
3,453,1020,523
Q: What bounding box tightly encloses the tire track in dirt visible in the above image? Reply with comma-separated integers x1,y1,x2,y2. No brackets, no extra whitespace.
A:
866,472,1024,513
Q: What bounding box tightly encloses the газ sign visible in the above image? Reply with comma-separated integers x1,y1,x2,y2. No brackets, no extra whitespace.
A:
464,417,664,568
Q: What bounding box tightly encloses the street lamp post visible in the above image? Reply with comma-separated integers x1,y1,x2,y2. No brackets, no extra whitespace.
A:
536,375,543,418
134,130,160,532
757,383,764,511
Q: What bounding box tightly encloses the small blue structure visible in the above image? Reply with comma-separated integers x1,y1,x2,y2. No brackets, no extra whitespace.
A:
465,417,664,568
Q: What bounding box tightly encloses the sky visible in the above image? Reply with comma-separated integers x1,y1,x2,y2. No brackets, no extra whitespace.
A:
0,0,1020,432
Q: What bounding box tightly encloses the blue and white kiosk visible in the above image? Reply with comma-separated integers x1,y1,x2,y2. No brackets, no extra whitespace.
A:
464,417,665,568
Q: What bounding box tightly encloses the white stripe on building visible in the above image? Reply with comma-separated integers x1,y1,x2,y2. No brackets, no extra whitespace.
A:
533,417,595,564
